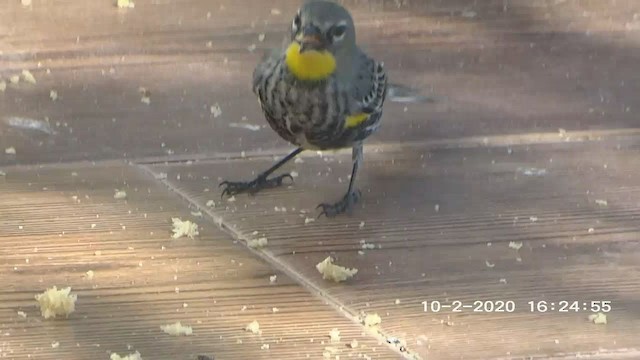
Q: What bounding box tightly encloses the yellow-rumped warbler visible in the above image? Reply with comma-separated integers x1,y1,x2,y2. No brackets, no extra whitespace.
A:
220,0,387,217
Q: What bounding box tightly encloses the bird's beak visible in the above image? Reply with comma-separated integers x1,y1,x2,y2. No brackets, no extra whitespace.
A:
298,26,325,53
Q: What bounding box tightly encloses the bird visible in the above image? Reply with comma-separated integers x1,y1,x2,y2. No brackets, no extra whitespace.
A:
219,0,387,217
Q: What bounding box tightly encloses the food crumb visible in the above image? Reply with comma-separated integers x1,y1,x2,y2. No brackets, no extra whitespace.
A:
485,260,495,268
508,241,523,250
363,313,381,327
206,200,216,207
0,80,6,92
9,75,20,84
21,70,36,84
210,103,222,118
161,321,193,336
394,299,401,305
329,328,340,343
248,237,268,249
272,307,279,313
588,312,607,324
94,251,102,256
245,320,261,334
359,221,365,229
171,218,199,239
349,339,358,348
316,256,358,282
5,147,17,155
110,351,142,360
113,190,127,199
17,311,27,318
35,286,77,319
50,90,58,101
51,341,60,349
304,217,315,224
116,0,135,8
595,199,608,206
84,270,95,280
269,275,277,284
261,343,270,350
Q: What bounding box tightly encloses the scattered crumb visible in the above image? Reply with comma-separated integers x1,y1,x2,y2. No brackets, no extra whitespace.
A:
588,227,595,234
529,216,538,222
5,147,16,155
154,172,167,180
94,251,102,256
35,286,77,319
270,8,281,15
269,275,277,284
258,33,266,42
434,204,440,212
113,190,127,199
0,80,6,92
227,195,236,202
110,351,142,360
171,218,199,239
21,0,32,6
508,241,523,250
245,320,261,334
329,328,340,343
116,0,135,8
261,343,270,350
9,75,20,84
363,313,381,327
485,260,495,268
304,217,315,224
206,200,216,207
84,270,95,280
595,199,608,206
359,221,365,229
50,90,58,101
161,321,193,336
17,311,27,318
248,237,268,249
271,307,279,313
499,278,508,284
461,10,477,18
21,70,36,84
290,170,299,178
349,339,358,349
210,103,222,118
316,256,358,282
141,96,150,104
190,211,203,217
588,313,607,324
395,299,401,305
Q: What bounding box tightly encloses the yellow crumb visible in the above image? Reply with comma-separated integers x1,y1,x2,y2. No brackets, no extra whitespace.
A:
110,351,142,360
248,237,268,249
171,218,199,239
35,286,77,319
116,0,135,8
160,321,193,336
113,190,127,199
588,312,607,324
21,70,36,84
363,313,381,327
329,328,340,343
0,80,6,92
315,256,358,282
245,320,261,334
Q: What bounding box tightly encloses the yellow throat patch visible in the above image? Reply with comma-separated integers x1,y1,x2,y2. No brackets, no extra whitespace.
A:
285,42,336,81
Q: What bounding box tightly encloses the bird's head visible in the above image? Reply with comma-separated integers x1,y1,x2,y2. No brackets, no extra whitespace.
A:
285,1,356,81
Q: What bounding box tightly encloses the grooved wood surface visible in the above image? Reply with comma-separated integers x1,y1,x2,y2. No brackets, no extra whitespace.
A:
148,139,640,359
0,163,399,360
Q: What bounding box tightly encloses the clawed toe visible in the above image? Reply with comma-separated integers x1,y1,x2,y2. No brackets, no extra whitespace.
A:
219,173,294,198
317,190,361,218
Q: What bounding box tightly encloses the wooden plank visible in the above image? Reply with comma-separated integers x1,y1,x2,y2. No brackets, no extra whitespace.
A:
147,140,640,359
0,162,399,360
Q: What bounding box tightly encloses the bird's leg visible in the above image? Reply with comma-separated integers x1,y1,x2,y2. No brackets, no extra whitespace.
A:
317,143,363,218
220,147,303,197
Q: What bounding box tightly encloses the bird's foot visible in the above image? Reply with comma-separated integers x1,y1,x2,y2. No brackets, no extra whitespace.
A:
219,173,293,197
317,189,361,218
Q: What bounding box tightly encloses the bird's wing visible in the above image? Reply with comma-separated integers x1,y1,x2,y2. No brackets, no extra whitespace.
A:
344,50,387,129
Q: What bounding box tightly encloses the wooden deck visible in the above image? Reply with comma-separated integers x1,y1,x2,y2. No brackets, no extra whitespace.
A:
2,0,640,359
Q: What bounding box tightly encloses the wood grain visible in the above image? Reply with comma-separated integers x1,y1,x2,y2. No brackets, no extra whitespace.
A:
0,163,399,360
148,139,640,359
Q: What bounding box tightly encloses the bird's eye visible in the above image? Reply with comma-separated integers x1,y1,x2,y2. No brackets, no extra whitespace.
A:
331,24,347,41
292,13,301,33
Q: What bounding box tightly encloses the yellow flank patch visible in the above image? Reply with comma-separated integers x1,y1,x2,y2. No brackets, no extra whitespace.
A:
345,113,369,128
285,42,336,81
